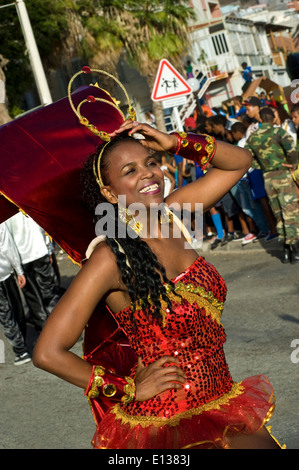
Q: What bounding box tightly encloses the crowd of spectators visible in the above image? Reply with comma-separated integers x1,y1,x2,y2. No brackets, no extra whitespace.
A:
156,91,299,259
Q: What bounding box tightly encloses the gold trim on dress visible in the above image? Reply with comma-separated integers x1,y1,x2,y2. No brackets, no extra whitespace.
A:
110,382,245,428
135,280,224,328
266,426,286,449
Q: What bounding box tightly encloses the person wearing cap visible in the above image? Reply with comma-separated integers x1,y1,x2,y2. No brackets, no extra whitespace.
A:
245,107,299,263
184,116,197,131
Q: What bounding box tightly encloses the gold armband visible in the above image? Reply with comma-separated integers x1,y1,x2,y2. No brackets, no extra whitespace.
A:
85,365,136,404
170,131,216,170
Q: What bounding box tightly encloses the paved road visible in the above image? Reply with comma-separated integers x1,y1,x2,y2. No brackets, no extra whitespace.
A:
0,240,298,449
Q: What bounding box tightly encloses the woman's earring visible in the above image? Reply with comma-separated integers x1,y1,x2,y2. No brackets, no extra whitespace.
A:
159,204,174,225
118,206,144,236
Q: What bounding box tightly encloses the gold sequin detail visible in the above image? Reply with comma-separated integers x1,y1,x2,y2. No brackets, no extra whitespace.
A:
95,366,105,376
172,281,224,316
201,156,209,166
88,366,106,398
181,139,189,147
205,143,215,157
134,281,224,328
103,384,117,397
111,382,245,428
178,132,187,139
194,142,202,151
122,377,136,404
168,289,223,326
205,135,215,145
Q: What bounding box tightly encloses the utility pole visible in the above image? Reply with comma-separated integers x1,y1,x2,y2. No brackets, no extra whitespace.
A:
15,0,52,105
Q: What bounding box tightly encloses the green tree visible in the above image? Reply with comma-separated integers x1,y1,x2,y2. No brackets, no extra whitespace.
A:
1,0,194,127
76,0,195,129
0,0,70,114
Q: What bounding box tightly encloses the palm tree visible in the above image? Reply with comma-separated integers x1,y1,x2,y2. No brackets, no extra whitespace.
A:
72,0,195,130
0,0,72,115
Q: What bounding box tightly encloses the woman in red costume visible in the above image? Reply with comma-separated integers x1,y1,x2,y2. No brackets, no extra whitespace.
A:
33,118,281,449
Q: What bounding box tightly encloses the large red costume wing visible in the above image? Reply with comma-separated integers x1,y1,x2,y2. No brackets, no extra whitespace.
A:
0,196,17,221
0,85,122,262
0,86,137,424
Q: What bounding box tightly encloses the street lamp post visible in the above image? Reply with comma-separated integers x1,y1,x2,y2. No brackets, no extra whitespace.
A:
15,0,52,105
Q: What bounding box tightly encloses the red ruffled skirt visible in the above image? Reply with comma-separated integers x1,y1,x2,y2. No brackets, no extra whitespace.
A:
91,375,276,449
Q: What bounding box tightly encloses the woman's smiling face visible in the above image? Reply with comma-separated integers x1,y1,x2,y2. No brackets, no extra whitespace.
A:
100,139,164,208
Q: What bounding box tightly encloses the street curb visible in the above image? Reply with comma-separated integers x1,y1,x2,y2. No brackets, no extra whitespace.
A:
196,238,282,255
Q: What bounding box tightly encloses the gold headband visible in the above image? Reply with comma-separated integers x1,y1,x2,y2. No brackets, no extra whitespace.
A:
68,66,136,187
92,140,111,188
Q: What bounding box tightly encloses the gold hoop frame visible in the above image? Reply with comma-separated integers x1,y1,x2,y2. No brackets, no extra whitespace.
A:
68,66,137,187
67,66,136,141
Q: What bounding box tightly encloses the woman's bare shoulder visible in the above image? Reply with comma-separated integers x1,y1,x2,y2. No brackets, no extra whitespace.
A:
86,238,118,269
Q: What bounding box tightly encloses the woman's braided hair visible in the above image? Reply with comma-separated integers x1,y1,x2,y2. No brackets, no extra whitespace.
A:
81,134,175,324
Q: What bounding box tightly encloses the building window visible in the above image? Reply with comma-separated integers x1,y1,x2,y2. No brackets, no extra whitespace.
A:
211,32,229,55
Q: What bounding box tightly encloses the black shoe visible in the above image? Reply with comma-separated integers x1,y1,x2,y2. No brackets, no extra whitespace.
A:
223,233,234,243
14,352,31,366
232,231,246,242
221,236,229,246
282,244,291,263
210,237,224,250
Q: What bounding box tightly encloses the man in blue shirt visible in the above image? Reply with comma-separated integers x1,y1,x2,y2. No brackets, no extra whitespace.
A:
241,62,253,93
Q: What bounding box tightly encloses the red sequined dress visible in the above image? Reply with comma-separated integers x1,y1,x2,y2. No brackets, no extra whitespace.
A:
91,255,275,449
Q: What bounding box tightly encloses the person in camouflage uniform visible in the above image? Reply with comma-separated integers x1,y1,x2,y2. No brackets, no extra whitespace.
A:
245,107,299,264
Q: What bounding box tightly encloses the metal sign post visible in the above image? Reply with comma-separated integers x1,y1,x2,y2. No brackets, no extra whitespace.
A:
161,95,188,132
172,106,184,132
15,0,52,106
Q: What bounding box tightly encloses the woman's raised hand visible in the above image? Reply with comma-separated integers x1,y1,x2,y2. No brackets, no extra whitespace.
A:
109,120,177,153
134,356,187,401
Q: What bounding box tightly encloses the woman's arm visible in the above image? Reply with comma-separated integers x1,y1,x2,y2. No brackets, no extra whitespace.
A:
33,242,187,399
110,121,252,211
33,242,120,389
167,138,252,211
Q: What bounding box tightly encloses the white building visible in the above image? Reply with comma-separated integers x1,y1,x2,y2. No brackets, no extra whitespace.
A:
184,0,293,110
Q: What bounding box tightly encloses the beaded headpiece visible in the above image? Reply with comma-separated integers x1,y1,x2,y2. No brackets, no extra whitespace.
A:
68,66,136,187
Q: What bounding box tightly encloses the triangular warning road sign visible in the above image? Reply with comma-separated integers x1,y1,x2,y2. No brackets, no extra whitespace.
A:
151,59,192,102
